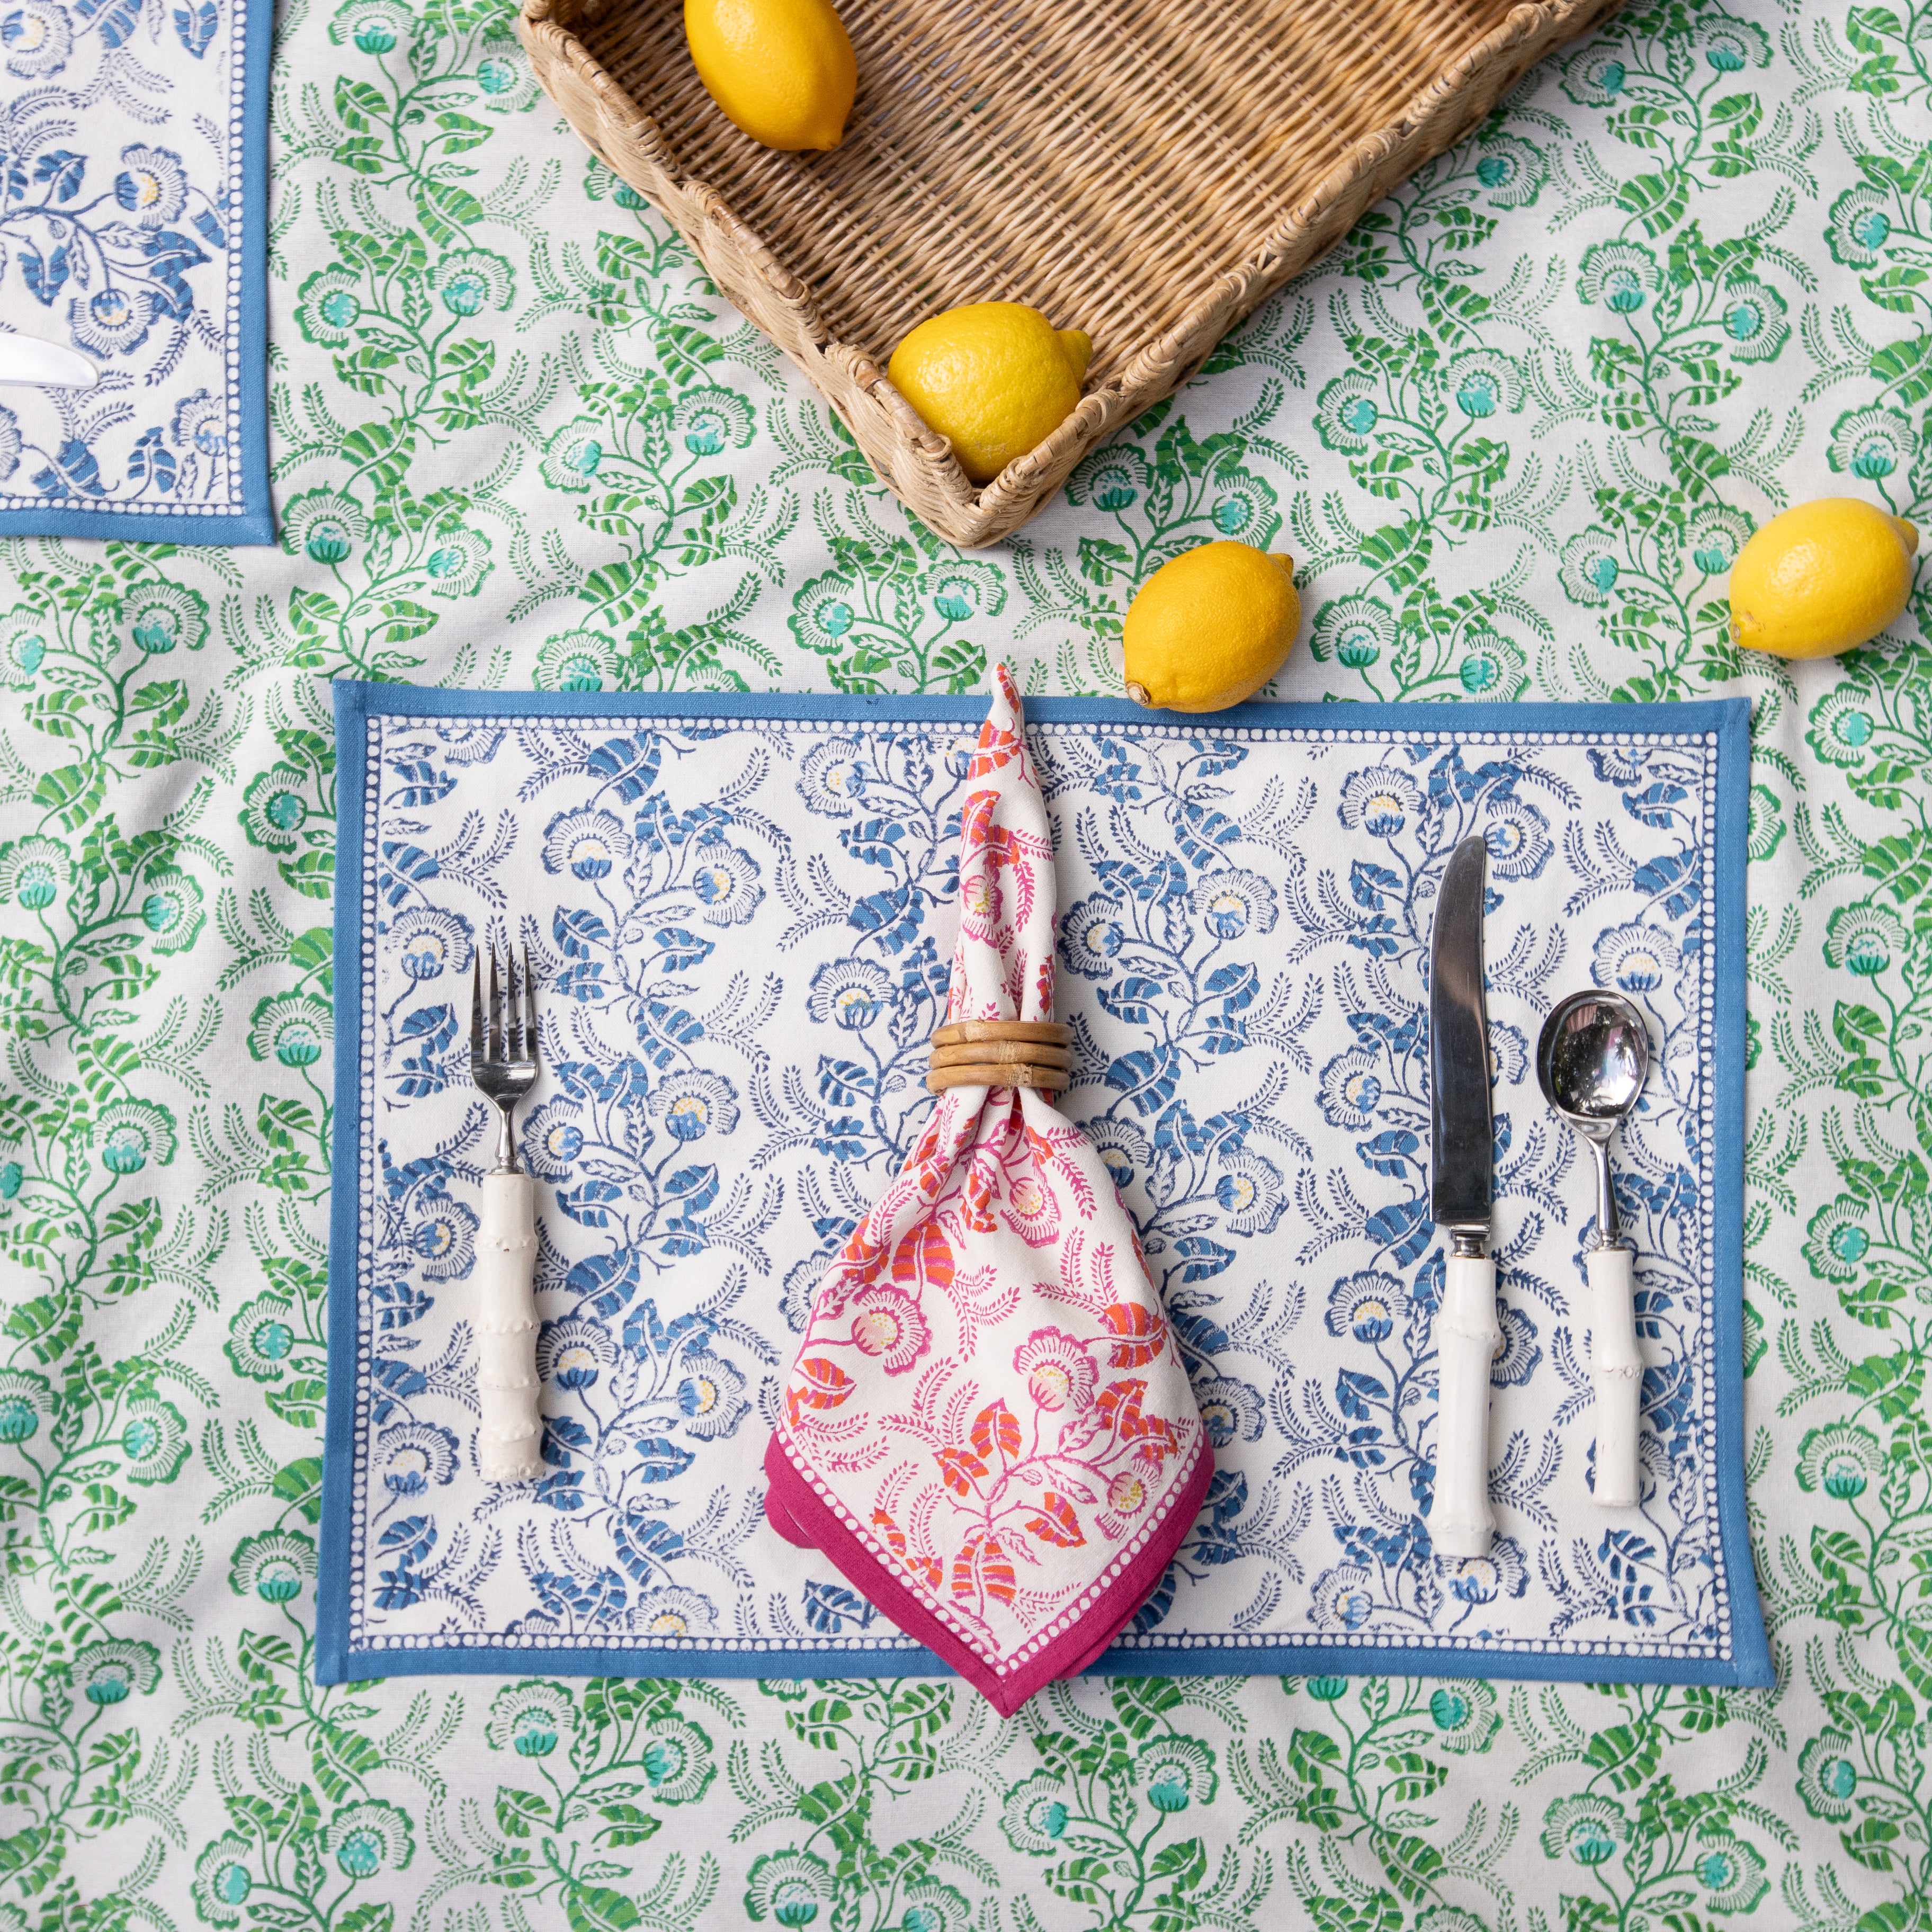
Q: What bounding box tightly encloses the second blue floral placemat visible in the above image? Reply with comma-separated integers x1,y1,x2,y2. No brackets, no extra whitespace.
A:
320,684,1767,1689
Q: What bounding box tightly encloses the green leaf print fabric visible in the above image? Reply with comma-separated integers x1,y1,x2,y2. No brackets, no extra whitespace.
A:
0,0,1927,1923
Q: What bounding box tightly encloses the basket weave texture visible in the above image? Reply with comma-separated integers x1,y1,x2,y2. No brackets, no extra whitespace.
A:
519,0,1622,548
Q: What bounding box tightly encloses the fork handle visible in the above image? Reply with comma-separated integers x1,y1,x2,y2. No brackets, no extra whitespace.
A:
478,1171,542,1483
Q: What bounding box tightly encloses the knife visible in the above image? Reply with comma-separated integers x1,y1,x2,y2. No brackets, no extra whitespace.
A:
1429,834,1501,1560
0,335,97,389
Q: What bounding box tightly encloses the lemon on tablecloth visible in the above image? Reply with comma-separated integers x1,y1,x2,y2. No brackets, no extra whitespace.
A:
1729,497,1919,659
888,303,1092,485
684,0,856,152
1122,540,1302,712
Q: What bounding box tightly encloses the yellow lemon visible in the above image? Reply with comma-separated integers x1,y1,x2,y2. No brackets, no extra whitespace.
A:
888,303,1092,485
1123,541,1301,712
684,0,855,153
1729,497,1919,659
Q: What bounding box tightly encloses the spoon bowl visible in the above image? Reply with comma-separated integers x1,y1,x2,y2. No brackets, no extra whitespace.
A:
1537,989,1650,1147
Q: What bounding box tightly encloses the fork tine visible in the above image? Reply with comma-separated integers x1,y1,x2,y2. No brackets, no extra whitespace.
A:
523,943,538,1066
508,941,526,1061
488,942,503,1064
470,952,484,1054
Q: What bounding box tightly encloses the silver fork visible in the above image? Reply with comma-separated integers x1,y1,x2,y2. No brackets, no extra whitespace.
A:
469,941,543,1483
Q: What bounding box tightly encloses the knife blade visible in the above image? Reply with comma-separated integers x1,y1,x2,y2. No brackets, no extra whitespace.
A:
0,335,97,389
1428,834,1500,1559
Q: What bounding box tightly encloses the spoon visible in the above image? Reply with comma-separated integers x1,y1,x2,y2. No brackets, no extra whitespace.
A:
1536,989,1651,1509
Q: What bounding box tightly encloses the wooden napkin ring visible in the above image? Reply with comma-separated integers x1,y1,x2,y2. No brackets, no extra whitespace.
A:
927,1019,1072,1094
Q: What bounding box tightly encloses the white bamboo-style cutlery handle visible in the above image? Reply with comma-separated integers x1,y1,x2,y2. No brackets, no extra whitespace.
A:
1588,1244,1642,1507
1434,1250,1499,1558
477,1169,542,1483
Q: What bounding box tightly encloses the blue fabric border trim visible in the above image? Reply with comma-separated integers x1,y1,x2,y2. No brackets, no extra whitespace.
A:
0,0,273,545
320,684,1768,1689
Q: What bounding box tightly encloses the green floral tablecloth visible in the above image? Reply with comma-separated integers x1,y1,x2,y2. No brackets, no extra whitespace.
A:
0,0,1927,1924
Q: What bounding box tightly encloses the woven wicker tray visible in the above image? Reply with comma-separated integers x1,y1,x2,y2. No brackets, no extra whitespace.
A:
520,0,1620,548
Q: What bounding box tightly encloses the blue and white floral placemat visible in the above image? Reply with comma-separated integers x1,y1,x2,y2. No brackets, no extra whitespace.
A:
0,0,270,539
320,683,1768,1689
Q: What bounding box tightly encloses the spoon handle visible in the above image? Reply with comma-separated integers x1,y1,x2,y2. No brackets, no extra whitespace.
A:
1588,1245,1642,1507
1434,1251,1498,1558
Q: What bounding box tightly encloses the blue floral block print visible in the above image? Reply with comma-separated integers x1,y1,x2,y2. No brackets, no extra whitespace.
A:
321,685,1768,1689
0,0,269,539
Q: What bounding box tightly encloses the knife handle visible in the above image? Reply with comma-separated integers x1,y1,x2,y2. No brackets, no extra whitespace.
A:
477,1170,543,1483
1588,1245,1643,1508
1434,1251,1499,1559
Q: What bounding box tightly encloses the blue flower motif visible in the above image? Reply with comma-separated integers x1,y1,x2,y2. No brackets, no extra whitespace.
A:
171,388,226,457
1490,1304,1541,1387
688,843,763,925
1483,798,1553,880
650,1071,738,1142
631,1586,717,1637
1326,1271,1409,1343
375,1422,459,1496
1059,894,1127,978
1084,1116,1150,1194
3,0,73,77
523,1100,585,1179
1193,1374,1265,1446
437,722,505,765
797,738,867,817
1593,923,1675,996
1439,1537,1528,1604
1310,1564,1377,1631
1214,1151,1285,1234
806,958,893,1029
676,1352,750,1439
1587,747,1650,786
1488,1019,1529,1085
389,906,472,981
1319,1049,1384,1130
1339,766,1422,837
410,1196,478,1280
114,145,189,228
536,1318,615,1391
542,808,631,881
1188,869,1278,940
70,287,158,357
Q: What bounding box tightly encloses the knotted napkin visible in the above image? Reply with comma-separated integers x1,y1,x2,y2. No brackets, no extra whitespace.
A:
765,667,1211,1714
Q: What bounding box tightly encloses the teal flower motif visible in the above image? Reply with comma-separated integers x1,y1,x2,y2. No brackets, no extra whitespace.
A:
239,766,310,853
1796,1729,1858,1821
1829,406,1918,483
534,627,619,692
1577,239,1659,312
1559,527,1621,604
1808,683,1876,767
0,1162,17,1202
1562,44,1625,105
540,416,607,491
280,487,366,566
1796,1420,1884,1499
1717,276,1787,362
329,0,412,51
1316,370,1380,452
1692,1828,1768,1912
1066,445,1150,511
123,581,208,655
1458,632,1525,697
142,867,205,953
249,992,332,1068
1828,185,1891,269
1700,14,1769,70
999,1770,1073,1853
324,1800,414,1880
422,525,492,598
1443,348,1520,418
1542,1792,1624,1866
474,39,540,111
1311,593,1396,668
745,1848,835,1926
0,1369,52,1445
669,384,755,454
192,1836,254,1926
1427,1679,1499,1752
1208,468,1280,543
94,1099,176,1175
899,1881,972,1932
790,572,860,655
1686,502,1752,575
121,1394,189,1484
640,1715,714,1802
1825,900,1906,977
226,1293,296,1381
71,1639,160,1706
431,248,515,317
0,834,71,910
295,264,362,345
1473,134,1545,207
229,1530,316,1604
924,559,1005,622
1307,1674,1350,1699
486,1679,578,1758
0,608,47,686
